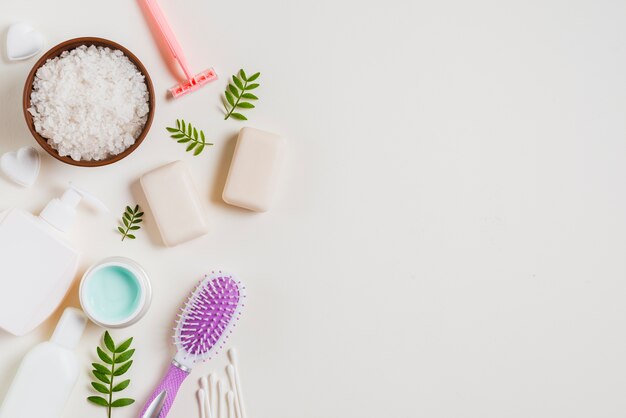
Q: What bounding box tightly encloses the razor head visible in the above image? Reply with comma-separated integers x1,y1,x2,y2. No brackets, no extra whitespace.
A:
170,68,218,98
174,271,245,368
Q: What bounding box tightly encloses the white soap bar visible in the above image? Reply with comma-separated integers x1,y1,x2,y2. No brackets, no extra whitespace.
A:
140,161,208,246
223,128,285,212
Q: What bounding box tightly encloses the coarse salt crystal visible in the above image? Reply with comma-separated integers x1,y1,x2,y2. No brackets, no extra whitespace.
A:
28,45,150,161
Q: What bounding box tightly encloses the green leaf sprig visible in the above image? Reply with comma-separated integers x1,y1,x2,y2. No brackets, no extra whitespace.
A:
88,331,135,418
224,69,260,120
166,119,213,155
118,205,143,241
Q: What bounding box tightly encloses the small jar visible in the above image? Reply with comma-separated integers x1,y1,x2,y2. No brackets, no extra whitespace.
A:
79,257,151,328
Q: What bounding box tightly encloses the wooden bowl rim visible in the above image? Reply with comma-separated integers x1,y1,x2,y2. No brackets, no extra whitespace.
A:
22,37,155,167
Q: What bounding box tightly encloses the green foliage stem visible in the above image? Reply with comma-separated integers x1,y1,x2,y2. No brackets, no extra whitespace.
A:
87,331,135,418
223,69,260,121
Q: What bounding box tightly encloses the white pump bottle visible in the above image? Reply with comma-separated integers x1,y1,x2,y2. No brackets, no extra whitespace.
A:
0,308,87,418
0,185,107,336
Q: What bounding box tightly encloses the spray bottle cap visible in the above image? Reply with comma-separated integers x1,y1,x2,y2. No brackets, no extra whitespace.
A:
50,308,87,350
40,184,108,233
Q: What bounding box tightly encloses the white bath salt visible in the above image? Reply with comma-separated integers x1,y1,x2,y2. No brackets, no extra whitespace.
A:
28,45,150,161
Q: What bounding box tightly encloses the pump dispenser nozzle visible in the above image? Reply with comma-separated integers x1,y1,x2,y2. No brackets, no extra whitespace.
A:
40,184,108,233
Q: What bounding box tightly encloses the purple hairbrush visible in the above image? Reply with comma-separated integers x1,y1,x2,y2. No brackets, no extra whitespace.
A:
140,271,245,418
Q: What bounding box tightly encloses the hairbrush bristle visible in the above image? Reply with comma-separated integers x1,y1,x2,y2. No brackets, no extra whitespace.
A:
174,271,245,364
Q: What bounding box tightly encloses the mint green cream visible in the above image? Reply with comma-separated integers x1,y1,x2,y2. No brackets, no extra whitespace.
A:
84,265,141,323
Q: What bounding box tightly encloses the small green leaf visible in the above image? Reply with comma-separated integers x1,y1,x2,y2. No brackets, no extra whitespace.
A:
134,205,139,212
91,382,110,394
200,131,206,143
194,144,205,156
171,134,185,139
247,72,260,82
225,91,235,106
176,119,181,129
245,83,260,90
230,113,248,120
241,93,258,100
193,127,198,139
129,226,140,230
112,379,131,392
113,360,133,376
92,363,111,375
97,347,113,364
187,124,192,137
123,212,131,221
111,398,135,408
166,127,179,133
115,337,133,353
237,102,255,109
126,234,136,240
88,396,110,407
115,349,135,363
123,217,129,227
240,69,247,81
125,206,132,213
177,137,192,143
229,84,239,96
117,226,125,234
134,219,143,224
135,212,144,218
109,332,119,348
92,371,111,384
233,75,244,89
181,119,186,132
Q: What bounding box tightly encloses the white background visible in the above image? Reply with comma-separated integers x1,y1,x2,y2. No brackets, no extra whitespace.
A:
1,0,626,417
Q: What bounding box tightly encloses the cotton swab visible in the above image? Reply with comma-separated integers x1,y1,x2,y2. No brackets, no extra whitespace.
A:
226,365,242,418
228,348,247,418
200,377,213,418
226,391,235,418
197,389,207,418
209,373,218,414
217,380,227,418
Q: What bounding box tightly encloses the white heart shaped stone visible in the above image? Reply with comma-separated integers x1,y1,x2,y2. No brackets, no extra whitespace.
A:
6,23,45,61
0,146,41,187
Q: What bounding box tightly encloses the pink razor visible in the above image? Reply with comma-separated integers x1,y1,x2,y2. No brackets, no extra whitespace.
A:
139,272,245,418
141,0,218,98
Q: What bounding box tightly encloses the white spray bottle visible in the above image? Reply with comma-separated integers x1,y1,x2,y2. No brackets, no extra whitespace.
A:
0,184,107,336
0,308,87,418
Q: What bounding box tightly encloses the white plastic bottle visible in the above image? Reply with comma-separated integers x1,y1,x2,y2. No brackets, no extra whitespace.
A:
0,185,107,336
0,308,87,418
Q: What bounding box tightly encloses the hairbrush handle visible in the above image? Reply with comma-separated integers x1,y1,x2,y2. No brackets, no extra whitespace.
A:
140,362,190,418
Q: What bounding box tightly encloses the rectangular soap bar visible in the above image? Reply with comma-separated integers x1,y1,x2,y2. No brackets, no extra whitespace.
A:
223,127,285,212
140,161,208,246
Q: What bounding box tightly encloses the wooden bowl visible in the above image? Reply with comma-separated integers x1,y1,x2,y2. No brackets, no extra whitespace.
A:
22,37,155,167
